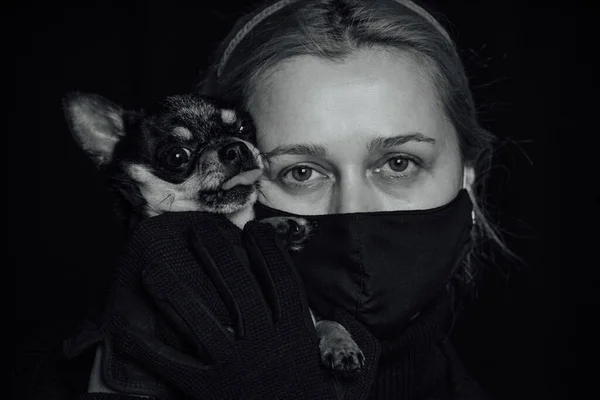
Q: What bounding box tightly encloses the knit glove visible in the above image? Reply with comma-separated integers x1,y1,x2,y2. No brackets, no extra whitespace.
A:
64,213,379,400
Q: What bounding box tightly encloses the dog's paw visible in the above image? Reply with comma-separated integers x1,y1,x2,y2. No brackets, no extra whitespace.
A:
319,335,365,376
259,216,315,251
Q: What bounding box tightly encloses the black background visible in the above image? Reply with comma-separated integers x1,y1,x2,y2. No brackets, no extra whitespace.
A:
9,0,595,399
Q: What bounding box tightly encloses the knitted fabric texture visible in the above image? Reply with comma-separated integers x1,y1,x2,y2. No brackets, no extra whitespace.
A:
64,212,378,400
28,293,489,400
367,295,490,400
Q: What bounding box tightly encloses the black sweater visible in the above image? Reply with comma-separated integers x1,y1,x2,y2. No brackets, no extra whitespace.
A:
16,297,490,400
367,295,490,399
16,214,490,400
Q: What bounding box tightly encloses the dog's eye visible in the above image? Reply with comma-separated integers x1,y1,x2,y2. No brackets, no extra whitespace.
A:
162,147,191,169
237,119,254,137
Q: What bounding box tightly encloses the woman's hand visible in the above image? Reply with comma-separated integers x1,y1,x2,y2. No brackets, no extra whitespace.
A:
66,212,379,400
110,218,379,399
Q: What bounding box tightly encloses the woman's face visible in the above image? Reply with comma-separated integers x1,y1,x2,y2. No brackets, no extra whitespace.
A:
249,49,471,214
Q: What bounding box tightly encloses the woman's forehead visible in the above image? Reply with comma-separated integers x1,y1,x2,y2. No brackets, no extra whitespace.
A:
249,49,455,151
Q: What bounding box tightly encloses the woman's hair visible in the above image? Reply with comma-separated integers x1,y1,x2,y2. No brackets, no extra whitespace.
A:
198,0,510,291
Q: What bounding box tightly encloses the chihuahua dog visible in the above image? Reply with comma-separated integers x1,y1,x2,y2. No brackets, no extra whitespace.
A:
63,92,364,375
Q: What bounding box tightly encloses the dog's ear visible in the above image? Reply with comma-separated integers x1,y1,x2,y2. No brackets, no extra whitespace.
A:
63,92,126,168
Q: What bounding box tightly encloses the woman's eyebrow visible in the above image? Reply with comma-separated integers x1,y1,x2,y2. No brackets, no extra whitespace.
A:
367,133,436,151
262,143,328,159
263,133,435,159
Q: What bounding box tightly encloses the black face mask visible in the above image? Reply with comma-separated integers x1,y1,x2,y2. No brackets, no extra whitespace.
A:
254,189,474,340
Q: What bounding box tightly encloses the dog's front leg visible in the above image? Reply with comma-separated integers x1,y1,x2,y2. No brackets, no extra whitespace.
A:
314,314,365,375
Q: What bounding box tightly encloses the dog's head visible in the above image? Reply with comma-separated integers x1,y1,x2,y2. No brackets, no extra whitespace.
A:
63,92,263,223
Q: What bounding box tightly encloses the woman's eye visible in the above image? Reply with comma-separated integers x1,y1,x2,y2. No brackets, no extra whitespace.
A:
280,165,326,185
162,147,192,169
376,156,421,178
387,157,410,172
290,166,312,181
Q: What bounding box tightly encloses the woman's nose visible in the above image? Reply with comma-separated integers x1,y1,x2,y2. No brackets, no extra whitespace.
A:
331,177,379,214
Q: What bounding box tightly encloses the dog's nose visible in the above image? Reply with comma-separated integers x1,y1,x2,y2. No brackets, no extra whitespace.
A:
218,141,252,166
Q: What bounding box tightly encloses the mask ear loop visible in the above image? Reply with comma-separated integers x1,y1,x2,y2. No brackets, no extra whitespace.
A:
462,172,476,226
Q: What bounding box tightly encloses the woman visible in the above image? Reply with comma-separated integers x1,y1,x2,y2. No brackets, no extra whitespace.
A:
193,0,500,397
29,0,508,399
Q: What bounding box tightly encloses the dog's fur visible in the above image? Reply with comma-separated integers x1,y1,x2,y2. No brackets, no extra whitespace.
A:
63,92,364,375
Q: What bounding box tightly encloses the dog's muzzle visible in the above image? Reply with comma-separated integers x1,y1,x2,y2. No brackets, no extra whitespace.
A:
218,140,264,191
218,141,256,171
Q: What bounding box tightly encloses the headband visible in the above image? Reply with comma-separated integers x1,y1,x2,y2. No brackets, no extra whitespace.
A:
216,0,453,78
